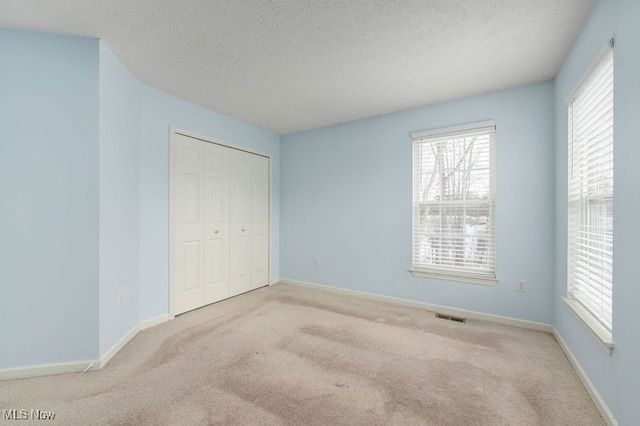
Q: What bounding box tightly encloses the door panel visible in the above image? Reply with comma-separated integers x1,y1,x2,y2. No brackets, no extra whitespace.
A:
207,178,223,223
203,143,230,304
172,134,204,315
232,235,251,295
204,238,225,299
230,151,252,296
251,155,269,288
184,174,201,223
182,241,201,291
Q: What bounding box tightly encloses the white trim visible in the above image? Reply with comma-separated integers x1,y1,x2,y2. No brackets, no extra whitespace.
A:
411,120,495,140
169,129,177,317
98,326,140,370
98,314,172,369
279,279,615,422
140,313,173,330
0,314,173,380
563,298,614,354
552,327,617,426
409,269,498,286
268,154,273,291
269,277,280,285
278,278,551,332
0,360,97,381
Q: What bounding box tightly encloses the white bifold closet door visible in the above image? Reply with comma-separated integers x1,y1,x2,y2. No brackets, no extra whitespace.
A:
250,154,269,288
172,133,269,315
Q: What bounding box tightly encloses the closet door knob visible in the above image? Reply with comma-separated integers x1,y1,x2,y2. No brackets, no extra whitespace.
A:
214,230,219,234
241,228,245,232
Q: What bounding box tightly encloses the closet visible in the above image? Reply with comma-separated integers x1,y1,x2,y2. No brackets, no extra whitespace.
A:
170,132,269,315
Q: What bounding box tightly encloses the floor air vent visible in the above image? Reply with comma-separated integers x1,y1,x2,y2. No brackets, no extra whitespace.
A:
435,313,467,323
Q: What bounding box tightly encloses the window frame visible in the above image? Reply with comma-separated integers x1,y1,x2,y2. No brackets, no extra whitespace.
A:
564,41,614,354
410,121,497,285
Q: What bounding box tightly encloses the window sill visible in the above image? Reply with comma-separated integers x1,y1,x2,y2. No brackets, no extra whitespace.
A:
409,269,498,286
563,297,614,355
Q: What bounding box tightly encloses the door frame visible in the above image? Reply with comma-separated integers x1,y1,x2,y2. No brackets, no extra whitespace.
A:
169,127,272,317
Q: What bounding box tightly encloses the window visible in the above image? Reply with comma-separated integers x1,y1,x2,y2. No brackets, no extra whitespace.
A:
566,44,614,350
411,121,496,284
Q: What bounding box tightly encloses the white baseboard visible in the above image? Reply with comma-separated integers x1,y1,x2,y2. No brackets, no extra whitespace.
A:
278,278,552,332
98,314,172,369
552,327,617,426
140,313,173,331
269,277,280,285
0,360,96,381
97,326,140,370
0,314,173,381
280,279,614,423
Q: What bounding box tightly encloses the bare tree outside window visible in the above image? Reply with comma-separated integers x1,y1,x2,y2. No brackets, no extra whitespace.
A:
412,124,495,281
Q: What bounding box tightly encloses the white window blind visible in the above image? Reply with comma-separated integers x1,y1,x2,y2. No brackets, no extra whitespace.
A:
412,122,496,282
567,46,614,333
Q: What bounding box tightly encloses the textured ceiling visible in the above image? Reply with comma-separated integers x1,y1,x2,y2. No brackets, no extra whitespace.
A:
0,0,594,134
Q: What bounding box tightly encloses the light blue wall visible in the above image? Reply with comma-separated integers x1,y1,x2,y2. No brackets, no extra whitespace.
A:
281,82,556,324
0,29,280,370
138,85,280,321
4,9,637,420
98,42,141,357
0,29,99,367
554,0,640,423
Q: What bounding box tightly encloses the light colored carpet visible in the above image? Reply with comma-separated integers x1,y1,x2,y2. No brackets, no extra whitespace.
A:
1,283,604,425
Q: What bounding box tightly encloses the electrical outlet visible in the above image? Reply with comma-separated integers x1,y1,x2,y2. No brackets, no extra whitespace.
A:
517,280,526,292
314,257,320,267
117,293,124,307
